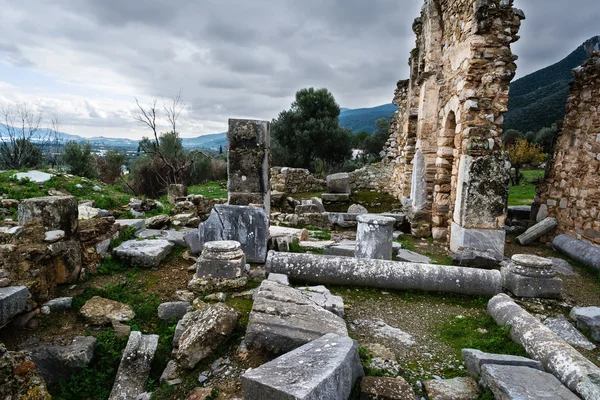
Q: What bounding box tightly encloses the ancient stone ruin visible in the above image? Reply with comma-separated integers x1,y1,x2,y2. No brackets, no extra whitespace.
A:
536,53,600,246
386,0,525,261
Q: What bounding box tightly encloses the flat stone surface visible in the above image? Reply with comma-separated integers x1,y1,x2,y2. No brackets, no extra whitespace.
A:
298,240,335,251
145,214,170,229
297,285,345,318
242,333,363,400
269,226,309,241
245,280,348,354
135,229,189,247
461,348,543,379
108,331,159,400
18,195,78,236
195,204,269,263
423,377,480,400
326,172,351,194
544,315,596,350
79,296,135,325
481,364,579,400
0,286,28,327
360,376,415,399
351,319,414,347
570,306,600,341
512,254,553,268
157,302,190,321
502,268,563,299
175,303,238,369
24,336,96,385
449,222,505,261
357,214,396,225
204,240,241,252
267,273,289,286
44,230,65,243
15,170,54,183
396,249,431,264
113,239,174,268
116,219,146,231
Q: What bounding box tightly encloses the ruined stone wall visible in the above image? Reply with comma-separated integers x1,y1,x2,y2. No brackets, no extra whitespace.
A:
270,167,326,194
537,54,600,245
348,162,394,194
386,0,524,258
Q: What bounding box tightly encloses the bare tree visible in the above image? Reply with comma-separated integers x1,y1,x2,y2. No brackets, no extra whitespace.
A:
0,103,48,170
134,96,192,185
48,115,64,170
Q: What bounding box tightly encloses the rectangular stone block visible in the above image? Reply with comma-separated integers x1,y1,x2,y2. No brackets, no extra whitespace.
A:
326,173,351,194
481,364,578,400
18,196,79,236
462,348,543,379
501,268,563,299
450,222,505,261
227,119,270,213
0,286,28,327
197,205,269,263
321,193,350,203
242,333,363,400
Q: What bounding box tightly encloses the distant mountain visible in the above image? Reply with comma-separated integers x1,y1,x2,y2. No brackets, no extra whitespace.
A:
339,103,398,134
0,103,398,151
505,36,600,133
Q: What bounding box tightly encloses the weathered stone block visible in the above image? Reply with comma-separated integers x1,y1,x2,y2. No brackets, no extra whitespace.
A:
135,229,189,247
195,241,245,279
242,333,363,400
157,302,191,321
516,217,559,245
544,315,596,350
79,296,135,325
356,215,396,260
194,204,268,263
116,219,146,231
108,331,159,400
481,364,578,400
462,348,543,379
450,222,505,261
570,306,600,342
18,196,78,236
321,193,350,202
168,184,188,205
113,239,174,268
0,286,28,327
245,280,348,354
326,172,351,194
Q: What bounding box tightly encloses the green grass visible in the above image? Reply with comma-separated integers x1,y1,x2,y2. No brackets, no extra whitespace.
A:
0,170,131,209
508,169,544,206
188,180,227,199
439,314,527,357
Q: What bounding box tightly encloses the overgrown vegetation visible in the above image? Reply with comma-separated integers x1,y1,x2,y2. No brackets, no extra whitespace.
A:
507,169,544,206
439,314,527,357
188,180,228,199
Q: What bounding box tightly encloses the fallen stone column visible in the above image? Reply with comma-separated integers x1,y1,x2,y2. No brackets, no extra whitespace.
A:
516,217,558,245
266,251,502,296
553,234,600,272
487,293,600,399
108,331,159,400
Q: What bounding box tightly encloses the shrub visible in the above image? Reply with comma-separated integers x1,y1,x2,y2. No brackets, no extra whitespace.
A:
62,141,97,179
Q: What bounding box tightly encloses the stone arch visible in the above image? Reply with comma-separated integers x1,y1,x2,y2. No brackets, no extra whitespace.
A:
432,110,458,240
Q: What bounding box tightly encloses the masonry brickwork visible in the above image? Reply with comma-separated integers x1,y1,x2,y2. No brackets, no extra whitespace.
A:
537,53,600,245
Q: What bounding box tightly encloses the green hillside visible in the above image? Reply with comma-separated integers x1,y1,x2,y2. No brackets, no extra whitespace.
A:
505,36,600,133
339,103,397,134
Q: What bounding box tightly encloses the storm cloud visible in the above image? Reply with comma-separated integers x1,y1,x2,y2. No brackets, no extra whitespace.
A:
0,0,598,138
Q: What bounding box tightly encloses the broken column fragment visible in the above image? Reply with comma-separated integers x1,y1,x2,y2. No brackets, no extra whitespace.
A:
195,240,245,279
186,204,268,263
227,119,270,214
266,251,502,296
108,331,159,400
501,254,563,299
242,333,364,400
516,217,559,245
487,293,600,399
355,214,395,260
553,234,600,272
245,280,348,355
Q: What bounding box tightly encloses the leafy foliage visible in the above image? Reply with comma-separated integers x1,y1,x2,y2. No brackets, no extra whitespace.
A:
109,227,138,250
0,138,43,170
271,88,353,172
62,141,98,179
507,139,546,185
96,149,125,184
360,117,390,161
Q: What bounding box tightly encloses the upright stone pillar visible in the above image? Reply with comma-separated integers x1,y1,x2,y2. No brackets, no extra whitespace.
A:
227,119,270,215
450,153,508,261
355,215,395,260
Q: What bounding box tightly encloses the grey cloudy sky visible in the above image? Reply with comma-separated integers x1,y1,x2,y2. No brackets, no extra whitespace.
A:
0,0,598,138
